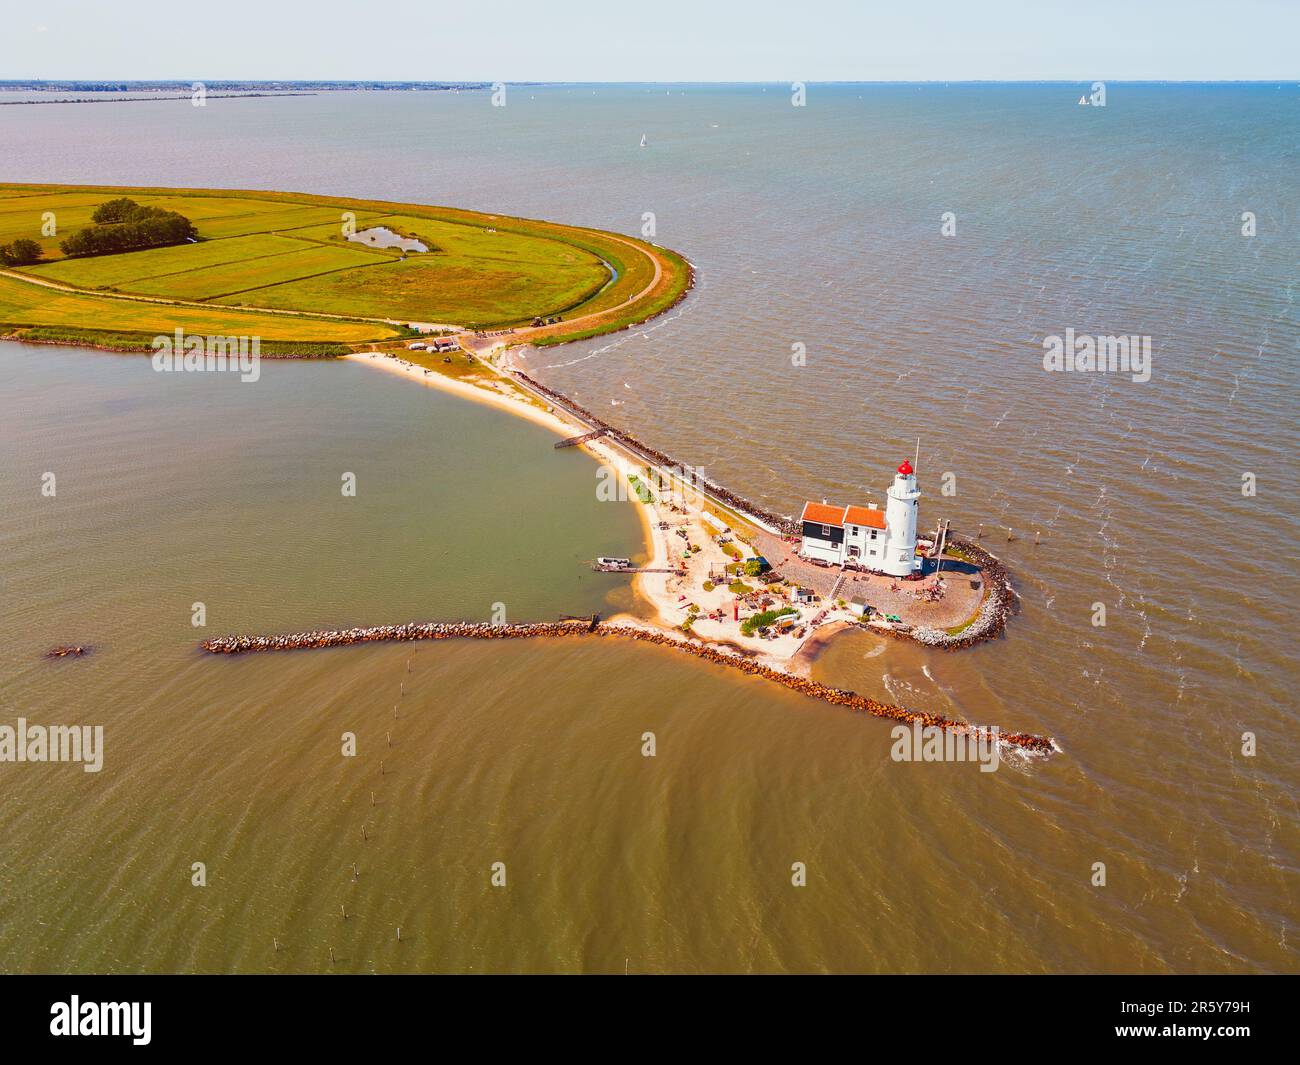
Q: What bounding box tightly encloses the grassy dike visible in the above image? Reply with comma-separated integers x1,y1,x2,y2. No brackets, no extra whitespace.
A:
0,183,692,352
0,323,356,357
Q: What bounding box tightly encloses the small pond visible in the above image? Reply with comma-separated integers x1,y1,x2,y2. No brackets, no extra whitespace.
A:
348,226,428,253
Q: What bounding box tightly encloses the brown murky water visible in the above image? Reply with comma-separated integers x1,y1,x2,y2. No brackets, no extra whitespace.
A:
0,84,1295,972
0,344,1291,974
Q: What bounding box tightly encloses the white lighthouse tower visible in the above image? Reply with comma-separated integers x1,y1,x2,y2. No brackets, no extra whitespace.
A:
881,459,921,577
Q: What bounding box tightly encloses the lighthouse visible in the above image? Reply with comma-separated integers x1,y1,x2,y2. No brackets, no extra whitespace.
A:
881,459,920,577
797,458,923,575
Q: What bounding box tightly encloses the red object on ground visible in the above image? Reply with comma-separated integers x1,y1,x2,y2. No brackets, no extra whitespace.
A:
733,604,739,621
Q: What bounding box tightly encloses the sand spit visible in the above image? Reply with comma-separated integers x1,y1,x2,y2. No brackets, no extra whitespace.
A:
512,371,800,536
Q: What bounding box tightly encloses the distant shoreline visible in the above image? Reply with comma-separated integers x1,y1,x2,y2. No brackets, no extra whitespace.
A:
0,81,485,92
0,94,318,106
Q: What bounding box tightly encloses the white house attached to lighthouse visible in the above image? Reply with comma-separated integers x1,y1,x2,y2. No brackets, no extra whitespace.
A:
799,460,921,577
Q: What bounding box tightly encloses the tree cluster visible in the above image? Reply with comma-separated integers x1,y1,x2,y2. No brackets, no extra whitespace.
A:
0,238,42,266
60,199,198,257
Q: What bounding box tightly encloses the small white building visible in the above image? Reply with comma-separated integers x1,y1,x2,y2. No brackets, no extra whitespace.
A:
799,460,922,577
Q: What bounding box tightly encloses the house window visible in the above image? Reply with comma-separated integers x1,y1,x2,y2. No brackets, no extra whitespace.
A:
870,530,878,540
821,525,833,537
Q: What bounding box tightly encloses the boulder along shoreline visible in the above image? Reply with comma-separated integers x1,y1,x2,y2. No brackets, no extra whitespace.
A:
510,370,1018,650
201,620,1056,755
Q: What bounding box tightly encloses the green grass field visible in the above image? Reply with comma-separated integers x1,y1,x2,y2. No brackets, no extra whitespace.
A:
129,244,383,301
27,234,310,287
191,206,387,240
216,247,610,325
0,183,692,348
0,273,398,344
0,193,120,260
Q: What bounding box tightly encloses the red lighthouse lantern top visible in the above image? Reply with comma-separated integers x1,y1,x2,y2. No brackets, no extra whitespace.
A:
897,459,914,476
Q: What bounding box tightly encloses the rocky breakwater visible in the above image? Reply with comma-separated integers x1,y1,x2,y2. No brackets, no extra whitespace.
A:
45,645,91,658
202,619,1055,754
511,371,800,536
908,538,1018,650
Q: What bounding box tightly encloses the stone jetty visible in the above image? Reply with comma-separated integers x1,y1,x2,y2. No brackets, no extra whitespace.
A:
907,538,1018,649
502,374,1019,652
512,371,801,536
201,620,1055,754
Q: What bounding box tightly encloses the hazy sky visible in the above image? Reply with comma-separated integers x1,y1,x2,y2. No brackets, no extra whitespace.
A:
5,0,1298,81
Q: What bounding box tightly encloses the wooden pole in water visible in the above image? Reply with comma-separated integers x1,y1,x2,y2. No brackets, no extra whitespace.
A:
1034,530,1041,546
341,903,348,919
380,760,385,776
370,791,375,807
935,517,956,569
977,523,984,539
397,927,402,942
362,825,368,841
386,732,391,748
352,862,359,880
329,946,335,964
273,937,280,952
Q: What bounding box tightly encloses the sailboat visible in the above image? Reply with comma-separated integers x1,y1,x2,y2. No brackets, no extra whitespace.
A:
639,133,647,148
1077,94,1088,106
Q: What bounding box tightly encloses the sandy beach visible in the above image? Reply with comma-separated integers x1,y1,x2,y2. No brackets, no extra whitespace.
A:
346,347,873,673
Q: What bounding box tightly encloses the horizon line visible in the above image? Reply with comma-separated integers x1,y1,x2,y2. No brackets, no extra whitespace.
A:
5,78,1299,86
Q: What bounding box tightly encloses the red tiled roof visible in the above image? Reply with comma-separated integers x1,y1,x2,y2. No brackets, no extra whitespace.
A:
843,505,886,530
801,502,846,527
